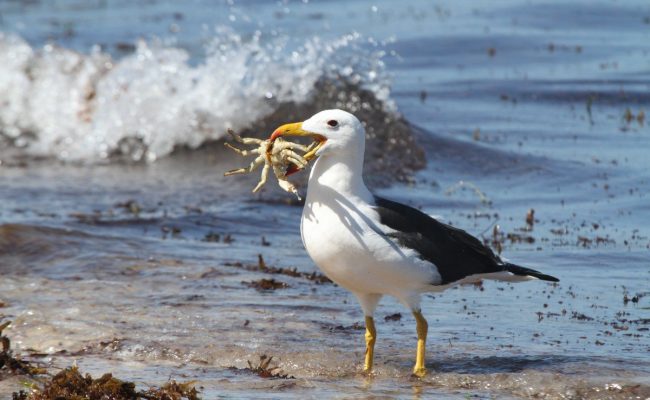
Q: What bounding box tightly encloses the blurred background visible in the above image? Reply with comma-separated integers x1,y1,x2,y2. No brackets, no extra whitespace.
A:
1,1,649,398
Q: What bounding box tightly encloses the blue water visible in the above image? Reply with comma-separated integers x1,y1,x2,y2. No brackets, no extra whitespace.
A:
1,1,649,398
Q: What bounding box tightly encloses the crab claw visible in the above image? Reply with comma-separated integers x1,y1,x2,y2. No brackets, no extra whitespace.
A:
277,179,301,200
285,164,301,176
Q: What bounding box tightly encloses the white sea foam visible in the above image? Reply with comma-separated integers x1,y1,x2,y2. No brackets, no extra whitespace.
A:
0,31,393,162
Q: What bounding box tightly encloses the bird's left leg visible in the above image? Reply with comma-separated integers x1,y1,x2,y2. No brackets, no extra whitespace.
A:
364,316,376,373
354,293,382,373
412,309,428,377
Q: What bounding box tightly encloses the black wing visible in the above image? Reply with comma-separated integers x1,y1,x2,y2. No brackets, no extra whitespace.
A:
373,196,558,285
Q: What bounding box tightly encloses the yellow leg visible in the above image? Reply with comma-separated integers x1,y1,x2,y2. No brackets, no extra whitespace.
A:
412,310,428,377
364,316,376,372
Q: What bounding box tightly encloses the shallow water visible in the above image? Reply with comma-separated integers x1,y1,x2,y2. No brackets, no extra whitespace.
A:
1,0,650,399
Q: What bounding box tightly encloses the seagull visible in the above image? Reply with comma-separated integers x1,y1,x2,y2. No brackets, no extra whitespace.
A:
270,109,559,376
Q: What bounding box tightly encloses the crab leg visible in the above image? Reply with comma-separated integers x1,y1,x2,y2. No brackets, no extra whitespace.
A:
284,154,309,169
224,130,320,197
271,163,301,200
224,142,262,157
271,140,312,170
277,179,301,200
252,162,271,193
225,155,265,176
272,141,313,153
227,129,265,145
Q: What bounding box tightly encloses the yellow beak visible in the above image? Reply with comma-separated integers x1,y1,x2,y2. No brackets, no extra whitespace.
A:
269,122,327,161
270,122,311,141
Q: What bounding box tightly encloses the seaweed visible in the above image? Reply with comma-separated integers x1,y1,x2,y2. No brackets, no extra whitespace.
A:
231,355,294,379
201,232,235,243
506,232,535,244
0,319,47,377
201,232,221,242
140,380,201,400
384,313,402,322
14,366,201,400
571,312,594,322
223,254,332,285
622,108,646,127
115,200,141,216
244,278,289,291
28,367,137,400
3,321,200,399
322,322,365,332
525,208,535,230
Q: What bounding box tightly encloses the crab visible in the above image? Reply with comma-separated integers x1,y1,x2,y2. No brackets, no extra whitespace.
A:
223,129,317,200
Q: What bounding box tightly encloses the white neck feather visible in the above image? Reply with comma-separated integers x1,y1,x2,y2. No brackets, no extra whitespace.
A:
305,143,372,202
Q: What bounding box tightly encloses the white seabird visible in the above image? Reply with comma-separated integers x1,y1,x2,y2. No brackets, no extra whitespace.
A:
270,109,559,376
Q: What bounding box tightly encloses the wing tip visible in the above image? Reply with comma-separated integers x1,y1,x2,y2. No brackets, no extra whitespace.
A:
532,274,560,283
504,263,559,283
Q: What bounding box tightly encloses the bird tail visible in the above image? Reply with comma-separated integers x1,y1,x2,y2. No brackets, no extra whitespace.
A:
504,263,559,282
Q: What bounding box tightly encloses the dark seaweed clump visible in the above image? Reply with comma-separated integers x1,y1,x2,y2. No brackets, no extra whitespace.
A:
12,367,201,400
384,313,402,322
224,254,332,285
2,319,201,400
244,278,289,291
229,355,294,380
0,320,46,377
16,367,138,400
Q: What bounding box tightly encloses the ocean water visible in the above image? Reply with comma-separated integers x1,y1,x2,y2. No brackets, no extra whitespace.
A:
1,0,649,398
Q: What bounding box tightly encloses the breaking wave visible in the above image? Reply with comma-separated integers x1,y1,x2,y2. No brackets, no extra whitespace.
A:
0,30,413,166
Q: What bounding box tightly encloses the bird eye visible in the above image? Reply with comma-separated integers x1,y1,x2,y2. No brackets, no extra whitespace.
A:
327,120,338,127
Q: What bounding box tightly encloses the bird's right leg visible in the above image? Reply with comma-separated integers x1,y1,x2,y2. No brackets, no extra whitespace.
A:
354,293,382,373
412,309,429,377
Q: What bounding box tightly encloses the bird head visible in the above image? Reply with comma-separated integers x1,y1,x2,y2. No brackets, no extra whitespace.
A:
270,109,365,161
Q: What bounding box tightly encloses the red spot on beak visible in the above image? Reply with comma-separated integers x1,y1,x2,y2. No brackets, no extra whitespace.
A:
270,129,283,142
